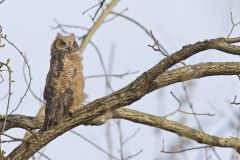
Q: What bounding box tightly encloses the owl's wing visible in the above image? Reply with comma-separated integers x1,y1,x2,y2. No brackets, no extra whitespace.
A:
43,53,75,129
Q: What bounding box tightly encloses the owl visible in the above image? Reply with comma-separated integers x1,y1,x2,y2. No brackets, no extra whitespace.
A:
42,33,85,130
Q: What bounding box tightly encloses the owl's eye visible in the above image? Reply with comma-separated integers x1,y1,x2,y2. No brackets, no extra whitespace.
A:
73,41,78,48
60,41,67,46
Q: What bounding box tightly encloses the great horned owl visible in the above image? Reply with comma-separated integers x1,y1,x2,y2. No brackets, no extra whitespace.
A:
42,33,85,130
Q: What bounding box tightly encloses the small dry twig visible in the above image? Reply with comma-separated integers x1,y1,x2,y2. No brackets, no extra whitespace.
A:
161,145,212,154
164,91,214,117
0,33,32,114
231,95,240,105
0,0,5,4
85,71,139,79
1,133,27,143
82,0,106,21
70,130,119,160
51,19,89,31
227,12,240,38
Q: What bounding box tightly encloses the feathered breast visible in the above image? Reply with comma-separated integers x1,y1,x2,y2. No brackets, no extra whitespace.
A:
43,52,75,108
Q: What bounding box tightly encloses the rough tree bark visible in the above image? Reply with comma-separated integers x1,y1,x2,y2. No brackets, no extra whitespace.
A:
4,36,240,160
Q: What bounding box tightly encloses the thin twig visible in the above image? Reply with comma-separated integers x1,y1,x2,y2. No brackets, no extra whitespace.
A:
122,128,140,145
52,19,89,31
116,120,124,160
1,133,27,143
0,61,12,151
227,12,240,38
89,41,114,92
22,57,45,104
231,95,240,105
182,83,222,160
70,130,120,160
164,91,214,117
161,145,212,154
0,35,32,114
104,8,128,23
79,0,119,54
82,0,106,21
1,139,21,143
0,92,8,101
85,71,139,79
170,91,182,107
178,110,214,116
105,43,115,160
0,0,5,4
148,30,170,57
37,151,51,160
110,12,169,57
0,74,3,83
124,149,143,160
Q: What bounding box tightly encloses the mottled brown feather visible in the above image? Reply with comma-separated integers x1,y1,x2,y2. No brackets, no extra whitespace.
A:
42,33,84,130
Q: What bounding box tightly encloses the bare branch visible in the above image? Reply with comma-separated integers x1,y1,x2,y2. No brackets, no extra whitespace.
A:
36,152,51,160
85,71,139,79
79,0,119,54
0,0,5,4
161,145,211,154
104,8,128,23
227,12,240,38
231,95,240,105
0,33,32,114
124,149,143,160
116,120,124,159
7,36,240,159
51,19,89,31
1,133,27,144
110,12,169,56
122,128,140,145
0,61,13,151
89,41,114,92
70,130,120,160
148,61,240,93
2,106,240,157
1,61,240,131
82,0,106,21
22,55,45,104
112,108,240,152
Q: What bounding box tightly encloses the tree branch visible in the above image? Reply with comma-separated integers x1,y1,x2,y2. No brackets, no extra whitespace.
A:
112,108,240,152
148,61,240,92
7,37,240,159
78,0,119,54
4,107,240,156
2,61,240,131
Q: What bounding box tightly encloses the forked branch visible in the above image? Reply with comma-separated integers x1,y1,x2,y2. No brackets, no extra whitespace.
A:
6,36,240,160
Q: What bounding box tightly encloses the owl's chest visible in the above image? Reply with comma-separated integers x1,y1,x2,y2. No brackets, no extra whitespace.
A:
49,53,82,81
65,54,82,73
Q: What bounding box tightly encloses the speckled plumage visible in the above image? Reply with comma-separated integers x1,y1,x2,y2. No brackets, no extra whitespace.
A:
42,33,85,130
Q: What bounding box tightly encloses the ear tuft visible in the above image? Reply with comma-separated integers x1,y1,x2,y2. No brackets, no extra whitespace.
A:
56,32,62,38
70,33,75,38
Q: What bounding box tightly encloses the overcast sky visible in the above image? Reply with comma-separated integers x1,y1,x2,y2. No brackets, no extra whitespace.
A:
1,0,240,159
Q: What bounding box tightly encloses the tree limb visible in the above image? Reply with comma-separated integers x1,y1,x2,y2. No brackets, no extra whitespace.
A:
4,106,240,156
112,108,240,152
148,61,240,92
78,0,119,54
6,36,240,159
2,61,240,131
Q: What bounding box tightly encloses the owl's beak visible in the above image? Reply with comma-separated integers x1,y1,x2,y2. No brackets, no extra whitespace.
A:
69,46,74,52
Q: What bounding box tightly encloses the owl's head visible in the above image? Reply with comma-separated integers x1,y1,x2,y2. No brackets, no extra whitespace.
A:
51,33,79,54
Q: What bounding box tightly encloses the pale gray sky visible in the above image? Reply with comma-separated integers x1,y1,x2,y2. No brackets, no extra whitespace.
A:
1,0,240,159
